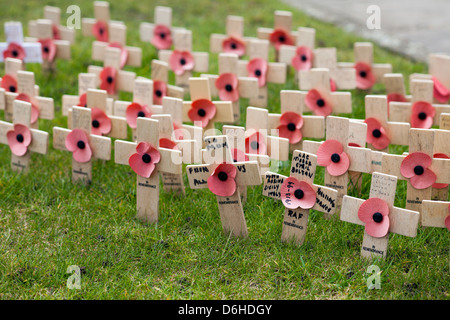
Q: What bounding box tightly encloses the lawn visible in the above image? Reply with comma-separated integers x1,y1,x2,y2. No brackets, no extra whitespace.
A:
0,0,448,300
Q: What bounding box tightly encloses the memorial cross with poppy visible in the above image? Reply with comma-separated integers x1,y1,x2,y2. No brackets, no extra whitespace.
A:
383,73,410,106
0,21,43,64
81,1,116,43
150,60,185,104
28,6,76,44
61,73,98,116
210,15,250,58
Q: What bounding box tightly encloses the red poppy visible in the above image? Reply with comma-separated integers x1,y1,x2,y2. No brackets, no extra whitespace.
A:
245,131,267,155
169,50,194,76
15,93,39,124
269,28,294,51
159,138,178,150
222,36,246,57
400,152,436,189
280,177,316,210
207,162,237,197
387,93,407,104
128,142,161,178
3,42,25,61
187,99,216,128
52,24,61,40
305,89,332,116
291,46,313,71
153,80,167,105
99,66,117,95
77,93,87,108
92,20,109,42
90,108,111,136
151,24,172,50
247,58,268,87
410,101,435,129
357,197,390,238
65,128,92,163
6,123,32,156
38,38,57,62
432,153,449,189
277,111,304,144
330,78,337,92
215,73,239,102
355,61,376,90
231,148,249,162
108,42,128,69
0,74,18,93
317,139,350,176
364,117,390,150
125,102,152,129
432,76,450,103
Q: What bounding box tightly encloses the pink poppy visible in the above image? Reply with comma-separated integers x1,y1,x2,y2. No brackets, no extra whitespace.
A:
222,36,246,57
432,153,449,189
317,139,350,176
305,89,332,116
169,50,194,76
247,58,268,87
52,24,61,40
65,128,92,163
108,42,129,69
15,93,39,124
432,76,450,103
128,142,161,178
291,46,313,71
207,162,237,197
215,73,239,102
90,108,111,136
280,177,316,210
364,117,390,150
277,111,304,144
92,20,109,42
387,93,407,104
410,101,435,129
153,80,167,105
6,123,32,156
0,74,18,93
187,99,216,128
100,66,117,95
38,38,56,62
77,93,87,108
355,61,376,90
3,42,25,61
269,28,294,51
125,102,152,129
173,123,184,140
330,78,337,92
400,152,436,189
159,138,178,150
231,148,249,162
151,24,172,50
245,131,267,155
357,197,390,238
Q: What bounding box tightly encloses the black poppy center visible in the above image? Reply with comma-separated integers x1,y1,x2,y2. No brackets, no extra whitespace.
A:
418,112,427,120
231,43,237,49
316,99,325,107
287,123,296,131
218,171,228,182
9,85,16,93
414,165,424,175
43,46,49,53
16,134,24,143
225,84,233,92
180,58,186,65
331,153,340,163
372,129,382,138
359,71,367,78
160,32,166,39
294,189,304,199
12,50,18,57
250,141,259,150
197,108,206,117
77,141,86,149
155,90,162,97
301,55,307,62
137,111,146,117
106,76,114,84
254,69,262,77
278,35,285,43
99,28,104,35
372,212,383,223
92,120,100,128
142,153,151,164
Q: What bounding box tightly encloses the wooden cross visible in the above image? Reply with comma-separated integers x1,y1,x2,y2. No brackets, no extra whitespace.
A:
0,100,48,172
0,57,26,110
114,117,183,223
158,29,209,90
279,26,315,70
302,116,372,216
150,59,184,101
53,106,111,185
0,21,42,63
236,39,286,108
262,150,338,245
341,172,420,259
383,73,410,102
210,15,252,57
186,135,262,238
381,128,450,212
201,53,259,122
82,1,126,43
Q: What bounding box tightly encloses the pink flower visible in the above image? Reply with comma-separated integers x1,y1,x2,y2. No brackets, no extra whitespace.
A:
108,42,128,69
305,89,332,116
153,80,167,105
151,24,172,50
128,142,161,178
90,108,111,136
355,62,376,90
38,38,56,62
169,50,194,76
92,20,108,42
247,58,268,87
222,36,246,57
280,177,316,210
159,138,178,150
231,148,249,162
432,76,450,103
6,124,32,156
317,139,350,176
215,73,239,102
15,93,39,124
3,42,25,61
291,46,313,71
269,28,294,51
410,101,435,129
207,162,237,197
432,153,449,189
100,66,117,95
277,111,304,144
364,117,390,150
125,102,152,129
245,131,266,155
357,197,390,238
400,152,436,189
65,129,92,163
187,99,216,128
330,78,337,92
0,74,18,93
77,93,87,108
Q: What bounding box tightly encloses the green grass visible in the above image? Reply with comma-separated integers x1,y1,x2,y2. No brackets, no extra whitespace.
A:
0,0,448,300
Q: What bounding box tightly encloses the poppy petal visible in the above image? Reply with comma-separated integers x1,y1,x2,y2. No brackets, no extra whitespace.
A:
151,25,173,50
222,36,246,57
3,42,25,61
411,101,435,129
207,174,237,197
99,66,117,95
125,103,152,129
38,38,57,62
159,138,178,150
304,89,332,116
355,62,376,90
291,46,313,71
277,124,303,144
410,169,437,189
280,177,316,209
269,28,294,51
153,81,167,105
0,74,18,93
400,152,433,179
91,108,112,136
6,124,32,156
129,153,156,178
247,58,268,87
317,140,344,167
358,198,390,238
432,76,450,103
92,20,109,42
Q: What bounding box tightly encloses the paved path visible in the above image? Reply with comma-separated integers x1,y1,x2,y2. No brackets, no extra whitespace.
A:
283,0,450,62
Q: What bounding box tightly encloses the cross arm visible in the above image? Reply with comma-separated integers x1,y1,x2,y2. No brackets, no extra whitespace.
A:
421,200,449,228
0,121,48,154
